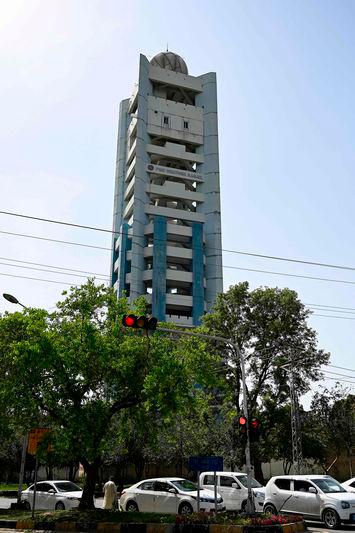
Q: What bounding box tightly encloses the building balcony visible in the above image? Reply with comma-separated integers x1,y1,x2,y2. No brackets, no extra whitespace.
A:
124,177,135,201
147,182,204,204
146,142,204,164
144,222,192,239
165,314,193,326
144,293,193,308
123,195,135,219
125,158,136,182
126,139,137,166
146,204,205,224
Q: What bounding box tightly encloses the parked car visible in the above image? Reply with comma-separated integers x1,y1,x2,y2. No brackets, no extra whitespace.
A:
21,480,82,510
342,478,355,492
200,471,265,512
263,474,355,529
119,477,225,514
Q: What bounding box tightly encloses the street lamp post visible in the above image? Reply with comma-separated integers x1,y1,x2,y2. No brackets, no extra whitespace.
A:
2,293,28,507
156,326,255,513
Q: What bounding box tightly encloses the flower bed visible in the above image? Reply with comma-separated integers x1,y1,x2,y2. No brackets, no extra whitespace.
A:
175,512,304,527
0,509,306,532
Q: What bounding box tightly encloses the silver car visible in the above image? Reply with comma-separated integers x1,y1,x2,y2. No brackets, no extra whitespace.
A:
21,480,82,510
264,474,355,529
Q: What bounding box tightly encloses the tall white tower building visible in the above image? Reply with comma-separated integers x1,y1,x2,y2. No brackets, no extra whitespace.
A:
111,51,223,326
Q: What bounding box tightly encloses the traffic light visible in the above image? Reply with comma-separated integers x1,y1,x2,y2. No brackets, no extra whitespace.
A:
238,415,248,435
249,417,261,442
122,314,158,331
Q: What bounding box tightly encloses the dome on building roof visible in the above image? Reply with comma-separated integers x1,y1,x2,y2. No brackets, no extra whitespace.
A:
150,51,188,75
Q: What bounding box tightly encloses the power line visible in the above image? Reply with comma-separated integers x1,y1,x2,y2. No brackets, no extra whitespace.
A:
322,369,355,380
3,209,355,275
224,265,355,287
306,302,355,312
312,313,355,320
0,271,80,286
0,210,116,236
321,376,355,385
309,307,355,316
3,217,355,289
0,256,109,278
0,230,111,251
0,261,108,281
328,364,355,373
5,227,355,289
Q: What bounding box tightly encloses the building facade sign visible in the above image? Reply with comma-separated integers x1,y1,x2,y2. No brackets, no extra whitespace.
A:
147,163,204,182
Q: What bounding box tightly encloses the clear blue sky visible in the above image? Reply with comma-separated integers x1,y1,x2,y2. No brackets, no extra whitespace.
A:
1,0,354,398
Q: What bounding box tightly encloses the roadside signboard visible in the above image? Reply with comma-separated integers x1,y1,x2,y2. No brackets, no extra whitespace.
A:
27,428,51,455
189,456,223,514
188,456,223,472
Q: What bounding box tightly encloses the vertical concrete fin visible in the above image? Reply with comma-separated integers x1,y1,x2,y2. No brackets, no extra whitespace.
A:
152,216,167,321
192,222,204,325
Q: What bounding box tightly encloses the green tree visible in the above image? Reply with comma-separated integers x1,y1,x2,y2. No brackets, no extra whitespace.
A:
0,280,213,507
311,386,355,477
202,282,330,480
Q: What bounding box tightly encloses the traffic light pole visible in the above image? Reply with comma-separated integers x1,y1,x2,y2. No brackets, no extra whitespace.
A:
156,327,255,513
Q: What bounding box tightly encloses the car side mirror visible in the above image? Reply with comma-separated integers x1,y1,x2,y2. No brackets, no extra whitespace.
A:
168,488,177,494
48,489,56,494
308,487,317,494
232,483,239,489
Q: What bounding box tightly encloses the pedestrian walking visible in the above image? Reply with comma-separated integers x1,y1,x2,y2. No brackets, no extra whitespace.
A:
103,476,117,510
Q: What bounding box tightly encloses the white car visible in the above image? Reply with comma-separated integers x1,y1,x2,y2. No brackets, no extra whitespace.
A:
263,474,355,529
119,477,225,514
200,471,265,512
21,480,82,510
342,478,355,492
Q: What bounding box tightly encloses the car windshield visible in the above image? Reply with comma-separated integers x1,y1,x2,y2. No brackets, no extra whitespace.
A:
312,478,347,493
235,475,262,488
170,479,197,492
53,482,82,492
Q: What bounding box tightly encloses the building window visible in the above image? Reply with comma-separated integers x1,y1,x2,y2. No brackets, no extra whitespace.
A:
163,116,169,126
183,120,189,129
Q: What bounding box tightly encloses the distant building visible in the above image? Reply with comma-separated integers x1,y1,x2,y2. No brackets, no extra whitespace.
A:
111,51,223,326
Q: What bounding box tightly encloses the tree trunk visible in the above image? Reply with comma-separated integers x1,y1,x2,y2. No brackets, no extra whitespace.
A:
79,458,100,509
253,458,265,484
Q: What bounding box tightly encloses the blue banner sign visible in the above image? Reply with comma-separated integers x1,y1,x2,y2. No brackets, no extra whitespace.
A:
188,456,223,472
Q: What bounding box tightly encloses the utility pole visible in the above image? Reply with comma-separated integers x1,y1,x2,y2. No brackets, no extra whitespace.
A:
281,358,303,474
289,368,303,474
156,326,255,513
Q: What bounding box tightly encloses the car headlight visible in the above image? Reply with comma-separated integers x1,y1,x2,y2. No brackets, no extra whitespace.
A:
67,497,80,501
200,497,214,503
254,491,265,499
341,501,350,509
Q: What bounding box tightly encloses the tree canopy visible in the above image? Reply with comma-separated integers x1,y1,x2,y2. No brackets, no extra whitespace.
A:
0,280,215,507
201,282,330,479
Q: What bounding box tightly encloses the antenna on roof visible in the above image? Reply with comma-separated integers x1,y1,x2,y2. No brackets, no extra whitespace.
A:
166,43,169,51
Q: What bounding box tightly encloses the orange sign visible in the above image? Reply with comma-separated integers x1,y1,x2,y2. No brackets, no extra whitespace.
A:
27,428,51,455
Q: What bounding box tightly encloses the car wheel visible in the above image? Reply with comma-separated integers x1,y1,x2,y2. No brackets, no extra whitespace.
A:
323,508,340,529
241,500,247,512
178,502,193,515
23,501,31,510
126,501,139,512
264,503,277,515
55,501,65,510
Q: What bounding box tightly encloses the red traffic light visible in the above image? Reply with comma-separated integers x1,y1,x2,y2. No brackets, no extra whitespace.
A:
250,417,260,429
122,314,136,327
239,416,247,426
122,315,158,331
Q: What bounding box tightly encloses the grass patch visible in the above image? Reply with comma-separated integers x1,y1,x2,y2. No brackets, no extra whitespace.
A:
0,483,27,491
